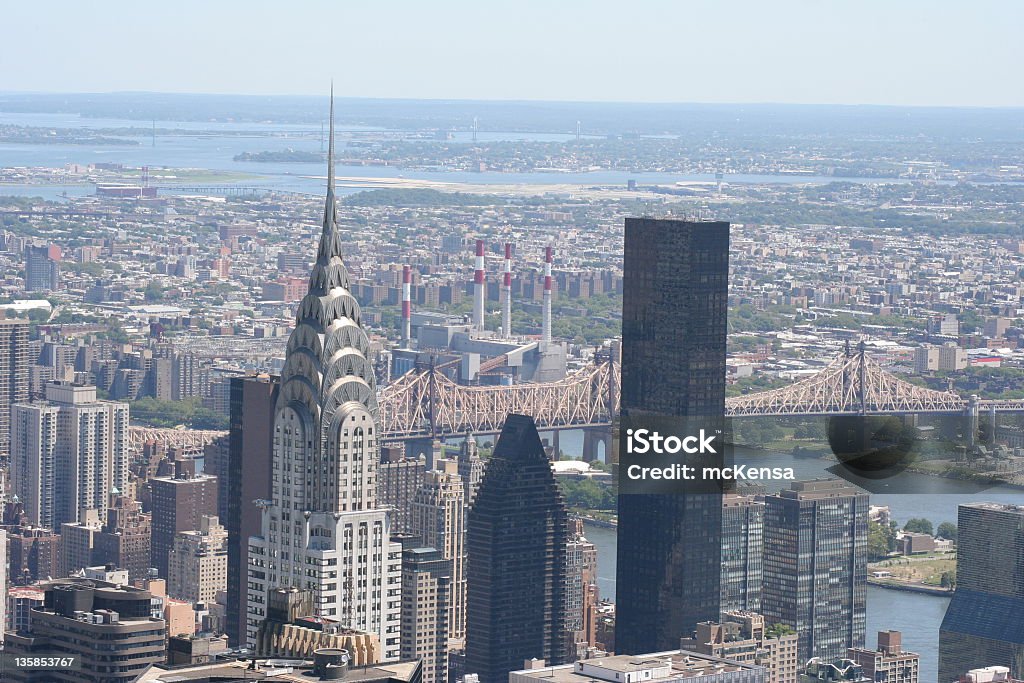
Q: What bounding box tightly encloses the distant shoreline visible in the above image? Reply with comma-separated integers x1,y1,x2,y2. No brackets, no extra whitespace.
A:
867,579,953,597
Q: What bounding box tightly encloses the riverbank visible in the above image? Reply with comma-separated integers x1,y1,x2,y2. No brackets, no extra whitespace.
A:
867,579,954,596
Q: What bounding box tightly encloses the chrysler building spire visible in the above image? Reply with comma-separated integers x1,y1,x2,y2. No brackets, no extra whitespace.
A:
246,91,401,657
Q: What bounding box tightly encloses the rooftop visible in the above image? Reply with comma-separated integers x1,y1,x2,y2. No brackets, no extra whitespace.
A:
138,658,423,683
510,650,762,683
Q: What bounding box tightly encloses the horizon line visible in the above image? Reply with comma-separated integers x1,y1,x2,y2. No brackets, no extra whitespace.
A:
2,89,1023,111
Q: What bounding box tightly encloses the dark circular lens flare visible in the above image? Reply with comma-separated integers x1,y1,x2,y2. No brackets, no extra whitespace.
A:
827,415,918,480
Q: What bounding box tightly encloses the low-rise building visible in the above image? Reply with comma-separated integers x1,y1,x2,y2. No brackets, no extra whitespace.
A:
847,631,920,683
509,651,767,683
680,611,799,683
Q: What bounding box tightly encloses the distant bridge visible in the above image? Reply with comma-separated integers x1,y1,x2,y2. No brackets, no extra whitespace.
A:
724,342,1024,418
130,343,1024,457
128,426,226,454
378,353,619,443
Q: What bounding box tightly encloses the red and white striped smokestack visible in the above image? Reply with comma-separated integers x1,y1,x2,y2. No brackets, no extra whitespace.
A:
401,265,412,347
502,242,513,338
473,239,485,331
542,245,553,343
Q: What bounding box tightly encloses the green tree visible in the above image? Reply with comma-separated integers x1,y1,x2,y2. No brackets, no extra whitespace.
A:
936,522,958,543
144,282,165,302
904,518,934,536
765,623,796,638
868,519,897,561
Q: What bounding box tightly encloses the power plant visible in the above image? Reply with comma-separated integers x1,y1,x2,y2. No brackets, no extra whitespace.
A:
391,239,567,387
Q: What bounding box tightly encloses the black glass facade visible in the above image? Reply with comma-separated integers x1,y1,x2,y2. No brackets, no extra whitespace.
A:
465,414,569,683
615,218,730,653
939,503,1024,682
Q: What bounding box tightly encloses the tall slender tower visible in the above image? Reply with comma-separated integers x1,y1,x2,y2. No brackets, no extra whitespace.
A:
246,92,402,660
473,239,486,331
615,218,730,654
502,243,513,338
0,316,30,461
401,264,412,347
542,245,553,342
410,460,467,642
466,414,568,683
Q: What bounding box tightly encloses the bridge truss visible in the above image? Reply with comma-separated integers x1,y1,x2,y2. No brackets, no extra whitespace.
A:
379,358,619,439
128,426,227,454
725,343,968,417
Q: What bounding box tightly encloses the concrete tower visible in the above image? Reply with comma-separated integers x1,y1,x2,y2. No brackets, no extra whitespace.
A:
473,239,486,331
542,245,553,342
246,91,402,659
402,264,412,347
502,243,513,338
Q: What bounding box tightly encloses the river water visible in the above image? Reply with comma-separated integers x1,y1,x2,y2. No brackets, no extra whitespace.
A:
0,110,937,199
559,432,1022,683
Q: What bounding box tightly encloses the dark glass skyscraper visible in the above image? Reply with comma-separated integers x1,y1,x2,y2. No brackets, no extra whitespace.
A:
466,414,568,683
225,374,278,647
615,218,730,653
939,503,1024,682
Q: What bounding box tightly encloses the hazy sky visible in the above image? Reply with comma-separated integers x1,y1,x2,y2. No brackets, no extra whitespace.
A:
3,0,1022,107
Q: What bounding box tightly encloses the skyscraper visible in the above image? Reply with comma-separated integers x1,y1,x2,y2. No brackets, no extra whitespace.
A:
762,479,869,664
615,218,730,653
410,459,467,642
465,414,569,683
168,514,229,605
401,546,452,683
721,491,764,614
457,433,484,505
11,382,129,531
225,373,278,646
939,503,1024,682
246,95,402,660
0,316,29,460
150,462,218,580
24,243,61,292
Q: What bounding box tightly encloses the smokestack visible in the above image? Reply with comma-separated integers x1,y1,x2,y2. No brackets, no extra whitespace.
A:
542,245,553,343
401,265,412,347
473,239,485,331
503,242,513,338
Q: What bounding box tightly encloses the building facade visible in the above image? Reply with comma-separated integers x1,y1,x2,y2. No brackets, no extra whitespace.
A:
847,630,920,683
721,492,764,615
150,464,219,580
401,546,452,683
762,480,869,664
225,373,278,646
616,218,731,653
24,243,60,292
0,317,30,460
465,414,569,683
680,611,799,683
11,382,129,531
4,579,166,683
939,503,1024,682
93,493,152,582
409,458,467,642
246,104,402,660
168,514,229,605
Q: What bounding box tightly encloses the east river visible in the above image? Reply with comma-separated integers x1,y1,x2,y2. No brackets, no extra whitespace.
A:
570,442,1024,683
